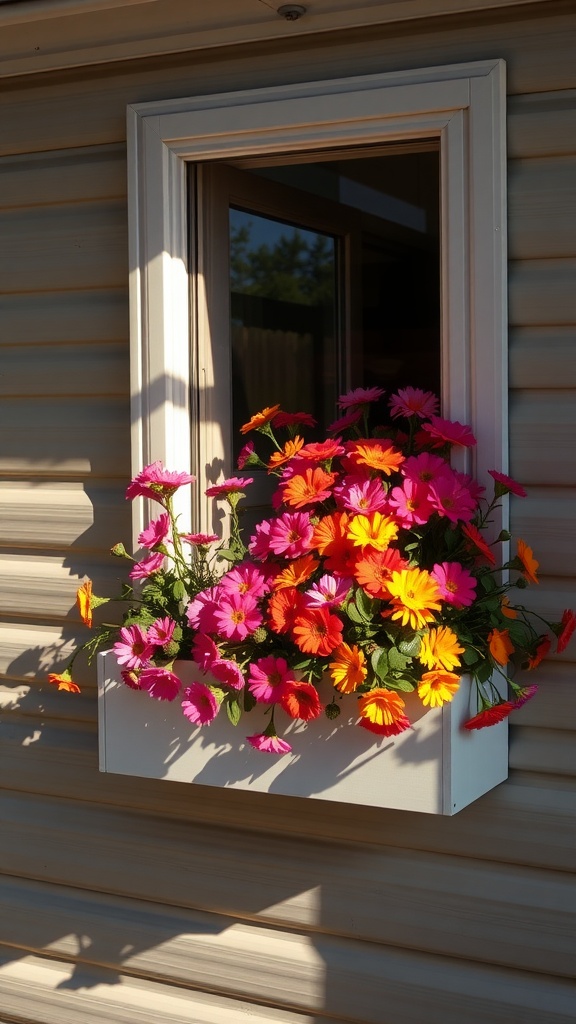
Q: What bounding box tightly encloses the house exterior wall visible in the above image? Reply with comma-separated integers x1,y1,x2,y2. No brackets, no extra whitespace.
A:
1,3,575,1021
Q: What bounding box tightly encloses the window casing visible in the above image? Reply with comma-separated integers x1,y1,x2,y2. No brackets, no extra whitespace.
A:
127,61,507,540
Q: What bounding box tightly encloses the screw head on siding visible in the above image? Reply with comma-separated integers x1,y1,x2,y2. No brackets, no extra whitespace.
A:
277,5,306,21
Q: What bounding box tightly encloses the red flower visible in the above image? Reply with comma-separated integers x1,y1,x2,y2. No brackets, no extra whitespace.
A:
556,609,576,653
462,523,496,566
463,702,514,730
279,680,323,721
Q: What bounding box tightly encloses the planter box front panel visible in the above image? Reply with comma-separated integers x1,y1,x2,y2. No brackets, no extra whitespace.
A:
98,653,508,814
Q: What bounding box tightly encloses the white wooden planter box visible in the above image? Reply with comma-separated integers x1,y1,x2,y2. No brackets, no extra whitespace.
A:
98,651,508,815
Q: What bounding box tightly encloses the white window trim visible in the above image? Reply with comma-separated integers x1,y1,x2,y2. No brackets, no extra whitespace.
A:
127,60,507,538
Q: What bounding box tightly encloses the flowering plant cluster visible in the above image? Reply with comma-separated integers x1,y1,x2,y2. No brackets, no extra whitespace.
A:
50,386,575,754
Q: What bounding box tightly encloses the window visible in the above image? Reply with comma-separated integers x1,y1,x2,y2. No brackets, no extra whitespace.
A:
127,61,507,539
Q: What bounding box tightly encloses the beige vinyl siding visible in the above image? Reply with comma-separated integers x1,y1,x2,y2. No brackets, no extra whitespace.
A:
1,5,576,1023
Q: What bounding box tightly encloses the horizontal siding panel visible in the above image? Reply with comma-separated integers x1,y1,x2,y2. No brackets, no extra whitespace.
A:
508,258,576,326
509,391,576,486
510,488,576,577
0,482,129,551
0,683,96,724
510,662,576,730
509,327,576,389
0,553,127,621
507,90,576,159
0,202,127,294
508,156,576,259
0,342,128,398
0,396,130,478
515,578,576,663
0,144,126,211
1,12,576,157
510,725,576,777
0,289,128,345
0,624,78,679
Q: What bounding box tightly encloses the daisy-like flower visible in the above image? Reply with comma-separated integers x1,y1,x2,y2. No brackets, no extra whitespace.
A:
299,438,345,461
248,657,293,703
186,587,220,633
210,659,245,691
126,461,195,502
347,512,399,552
267,587,306,635
346,439,405,475
248,518,273,561
357,688,410,736
462,523,496,566
401,452,449,485
517,539,539,585
273,411,317,429
181,682,219,724
139,666,182,701
354,548,408,598
510,684,539,709
268,510,314,559
180,532,219,547
334,475,388,514
247,731,292,754
488,628,515,665
388,479,432,527
329,643,367,693
292,607,344,656
312,511,350,556
237,440,256,469
147,616,176,647
327,408,363,433
500,596,518,619
281,467,337,509
386,567,442,630
488,469,527,498
279,680,323,720
192,633,221,671
240,404,281,434
464,702,514,730
214,593,262,642
431,561,477,608
129,552,165,580
526,635,551,670
418,627,464,672
205,477,253,498
389,387,439,420
421,416,477,448
138,513,171,550
121,669,141,690
48,670,81,693
556,609,576,653
304,574,351,608
219,561,269,599
273,553,319,591
428,474,476,524
268,436,305,470
76,579,93,628
338,386,385,408
417,671,460,707
113,624,154,670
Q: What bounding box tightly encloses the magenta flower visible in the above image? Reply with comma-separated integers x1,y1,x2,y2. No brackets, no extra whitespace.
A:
335,475,389,514
237,441,255,469
431,561,477,608
388,479,433,527
181,682,219,724
327,408,363,433
113,625,154,670
192,633,221,671
337,386,385,409
219,562,269,599
401,452,448,485
186,587,220,633
248,518,273,561
138,513,171,550
428,474,476,524
421,416,477,448
304,574,351,608
180,532,219,546
273,411,317,429
210,659,245,691
121,669,142,690
205,477,253,497
213,593,262,641
389,387,439,420
126,461,195,502
488,470,527,498
247,732,292,754
511,684,538,709
147,616,176,647
248,657,293,703
129,552,165,580
268,511,314,559
139,666,182,701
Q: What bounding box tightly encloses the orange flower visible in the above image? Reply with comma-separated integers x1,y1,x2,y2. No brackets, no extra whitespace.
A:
268,436,304,471
267,587,305,634
517,539,539,585
500,596,518,619
386,567,442,630
329,643,367,693
358,688,406,727
48,670,81,694
418,627,464,672
417,671,460,708
240,404,281,434
281,467,337,508
488,628,515,665
273,554,319,591
347,439,405,475
527,634,551,670
292,607,343,656
312,511,350,555
354,548,408,598
279,680,323,720
76,579,93,628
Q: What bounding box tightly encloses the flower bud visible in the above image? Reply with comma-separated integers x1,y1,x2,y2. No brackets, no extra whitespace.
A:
251,626,268,645
110,542,130,558
325,701,341,720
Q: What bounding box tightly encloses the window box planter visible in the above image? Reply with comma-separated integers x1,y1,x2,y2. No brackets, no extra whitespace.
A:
98,651,508,815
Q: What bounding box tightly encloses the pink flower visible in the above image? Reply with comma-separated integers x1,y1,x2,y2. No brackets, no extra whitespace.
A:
210,659,245,691
388,479,433,527
401,452,448,485
129,551,165,580
304,574,351,608
488,470,527,498
113,625,154,670
180,532,219,546
431,561,477,608
428,474,476,523
248,518,273,560
389,386,439,420
181,682,219,724
147,616,176,646
268,511,314,559
138,513,171,550
213,593,262,641
334,475,388,514
337,386,385,408
126,461,195,502
139,666,182,701
237,441,255,469
327,408,363,433
273,411,317,429
121,669,142,690
205,477,253,497
421,416,477,448
192,633,221,671
219,562,270,599
299,439,345,461
186,588,220,633
248,657,293,703
511,684,538,709
247,732,292,754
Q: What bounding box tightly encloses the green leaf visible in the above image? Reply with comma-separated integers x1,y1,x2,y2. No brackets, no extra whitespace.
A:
172,580,187,602
462,647,481,667
346,602,365,624
474,660,493,684
398,634,422,657
226,699,242,726
385,676,415,693
216,548,236,562
388,647,411,671
243,689,257,713
355,588,378,622
371,648,389,681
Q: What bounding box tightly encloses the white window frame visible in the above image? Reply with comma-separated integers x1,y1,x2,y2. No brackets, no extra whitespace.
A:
127,60,507,538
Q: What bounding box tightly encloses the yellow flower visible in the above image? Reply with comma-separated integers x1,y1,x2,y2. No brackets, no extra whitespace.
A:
329,643,367,693
76,579,93,628
358,687,406,726
347,513,399,551
418,627,464,672
417,671,460,708
386,568,442,630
